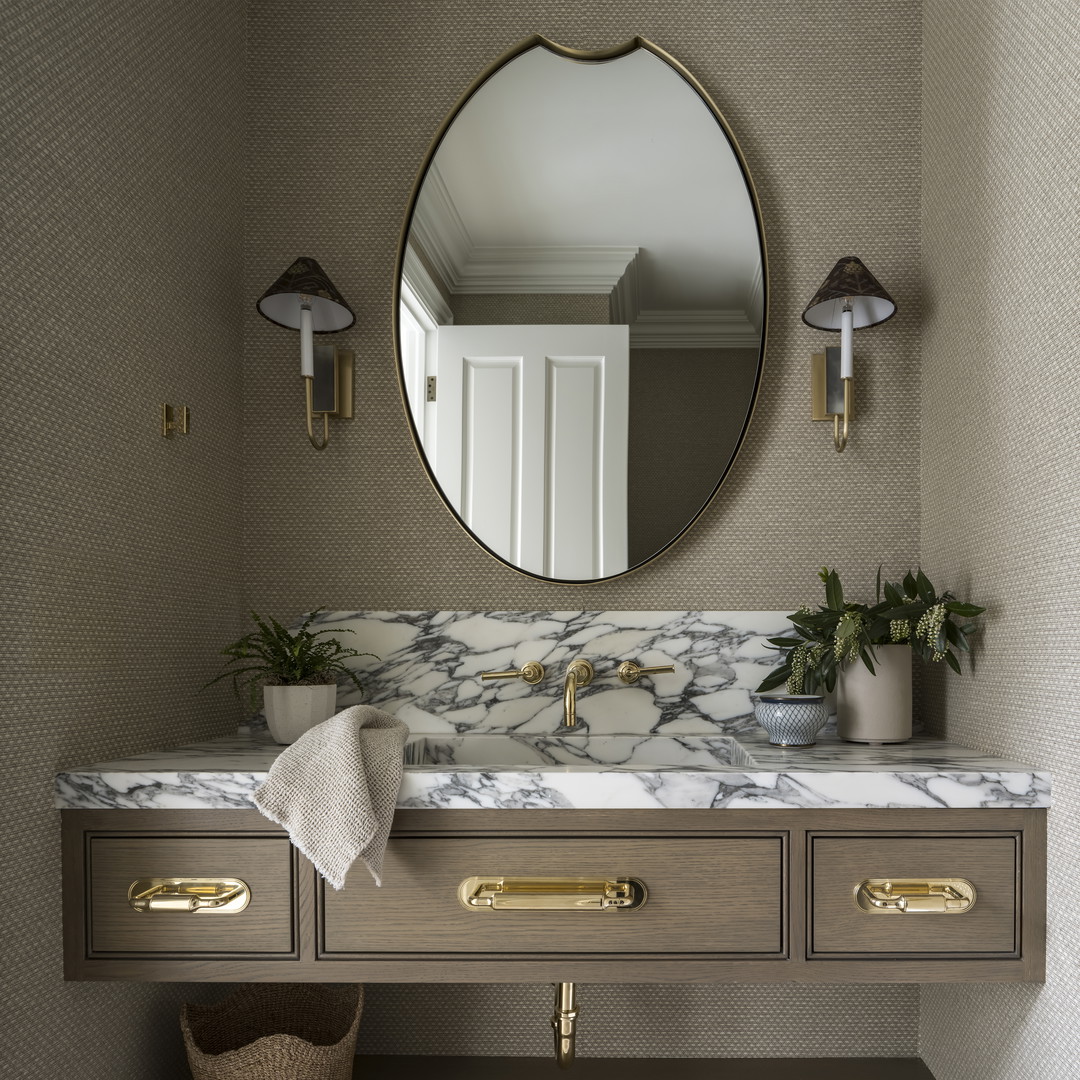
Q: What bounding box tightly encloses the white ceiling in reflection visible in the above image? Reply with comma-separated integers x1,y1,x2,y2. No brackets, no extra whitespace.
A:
415,46,762,318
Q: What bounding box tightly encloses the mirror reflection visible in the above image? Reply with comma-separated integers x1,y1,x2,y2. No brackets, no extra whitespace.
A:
398,41,765,583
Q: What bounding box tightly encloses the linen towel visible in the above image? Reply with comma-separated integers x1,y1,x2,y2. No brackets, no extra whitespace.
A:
254,705,409,889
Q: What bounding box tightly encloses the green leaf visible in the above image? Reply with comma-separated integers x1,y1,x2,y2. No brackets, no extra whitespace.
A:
884,601,926,620
883,582,904,606
944,650,962,674
823,569,844,611
903,571,918,596
944,602,985,617
943,621,971,652
756,667,791,693
876,565,883,602
915,569,936,604
859,649,877,675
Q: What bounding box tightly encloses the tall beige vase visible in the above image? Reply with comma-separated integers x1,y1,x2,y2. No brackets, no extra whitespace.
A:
837,644,912,743
263,684,338,744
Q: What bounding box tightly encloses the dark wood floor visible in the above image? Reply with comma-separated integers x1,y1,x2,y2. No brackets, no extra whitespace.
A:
353,1057,934,1078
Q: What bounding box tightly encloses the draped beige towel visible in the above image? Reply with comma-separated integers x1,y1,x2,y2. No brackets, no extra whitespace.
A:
254,705,409,889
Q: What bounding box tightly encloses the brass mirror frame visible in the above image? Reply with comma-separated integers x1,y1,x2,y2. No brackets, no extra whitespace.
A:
393,34,769,585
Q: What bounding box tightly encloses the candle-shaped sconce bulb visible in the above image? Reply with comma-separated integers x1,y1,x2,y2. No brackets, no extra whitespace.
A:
299,301,314,379
839,303,854,380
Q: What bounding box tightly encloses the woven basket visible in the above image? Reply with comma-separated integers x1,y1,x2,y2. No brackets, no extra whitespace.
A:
181,984,363,1080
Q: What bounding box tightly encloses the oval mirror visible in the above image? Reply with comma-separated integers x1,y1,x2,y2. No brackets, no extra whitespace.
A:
395,36,766,584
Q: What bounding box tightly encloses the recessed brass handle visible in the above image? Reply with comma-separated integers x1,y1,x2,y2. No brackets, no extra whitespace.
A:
459,876,647,912
855,878,976,914
617,660,675,684
481,661,546,685
127,878,251,913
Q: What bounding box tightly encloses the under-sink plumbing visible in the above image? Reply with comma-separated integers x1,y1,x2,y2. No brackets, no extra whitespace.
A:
551,982,578,1068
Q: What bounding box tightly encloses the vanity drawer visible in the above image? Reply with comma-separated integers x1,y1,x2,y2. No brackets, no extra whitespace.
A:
809,835,1019,957
322,835,784,956
88,836,295,956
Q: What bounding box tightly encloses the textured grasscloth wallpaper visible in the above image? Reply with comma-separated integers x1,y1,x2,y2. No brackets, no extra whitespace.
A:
244,0,922,1059
1,1,246,1077
242,0,922,615
918,1,1080,1078
628,348,759,565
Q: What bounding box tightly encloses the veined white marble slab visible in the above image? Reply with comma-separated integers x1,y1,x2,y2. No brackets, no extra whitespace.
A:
54,730,1050,811
243,610,794,737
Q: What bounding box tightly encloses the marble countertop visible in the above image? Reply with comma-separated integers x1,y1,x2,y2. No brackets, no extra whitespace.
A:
55,729,1050,811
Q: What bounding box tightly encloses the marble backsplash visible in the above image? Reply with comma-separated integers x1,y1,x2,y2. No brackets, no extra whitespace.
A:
246,610,794,737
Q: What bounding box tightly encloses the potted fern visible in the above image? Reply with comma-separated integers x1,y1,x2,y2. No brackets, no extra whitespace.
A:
757,568,984,743
207,611,375,744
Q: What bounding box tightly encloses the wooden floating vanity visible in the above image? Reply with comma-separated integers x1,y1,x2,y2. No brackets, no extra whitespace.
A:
61,812,1046,983
58,731,1048,984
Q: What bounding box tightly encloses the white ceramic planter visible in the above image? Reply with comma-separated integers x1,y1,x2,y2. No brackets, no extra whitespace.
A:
263,684,338,744
837,643,912,743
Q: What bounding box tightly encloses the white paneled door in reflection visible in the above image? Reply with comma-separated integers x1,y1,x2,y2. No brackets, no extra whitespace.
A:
434,324,629,580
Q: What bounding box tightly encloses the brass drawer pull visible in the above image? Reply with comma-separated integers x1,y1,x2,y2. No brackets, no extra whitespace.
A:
459,876,647,911
855,878,976,914
127,878,251,913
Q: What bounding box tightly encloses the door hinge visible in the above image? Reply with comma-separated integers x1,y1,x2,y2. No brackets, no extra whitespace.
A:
426,376,437,402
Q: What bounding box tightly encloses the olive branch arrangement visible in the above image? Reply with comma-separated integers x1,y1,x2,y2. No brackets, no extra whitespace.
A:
206,610,377,709
757,568,985,696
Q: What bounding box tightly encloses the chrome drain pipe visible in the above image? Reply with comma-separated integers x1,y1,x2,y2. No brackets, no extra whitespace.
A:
551,982,578,1069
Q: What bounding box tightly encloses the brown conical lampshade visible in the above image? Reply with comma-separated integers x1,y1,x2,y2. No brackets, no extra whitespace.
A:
802,256,896,331
256,257,355,333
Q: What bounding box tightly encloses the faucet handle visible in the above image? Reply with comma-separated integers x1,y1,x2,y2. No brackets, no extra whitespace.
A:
617,660,675,685
481,661,546,685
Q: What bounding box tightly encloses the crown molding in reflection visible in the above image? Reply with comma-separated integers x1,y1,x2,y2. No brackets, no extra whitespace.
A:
454,244,640,294
630,310,761,349
412,162,639,295
402,245,454,326
410,163,472,293
609,252,640,324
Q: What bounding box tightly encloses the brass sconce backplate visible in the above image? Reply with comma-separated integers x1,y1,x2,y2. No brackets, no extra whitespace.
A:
312,346,353,418
811,348,852,421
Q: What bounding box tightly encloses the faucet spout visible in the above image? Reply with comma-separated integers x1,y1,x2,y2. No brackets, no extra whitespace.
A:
562,660,594,728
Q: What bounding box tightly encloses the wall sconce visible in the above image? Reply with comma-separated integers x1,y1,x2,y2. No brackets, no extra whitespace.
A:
803,256,896,452
256,257,355,450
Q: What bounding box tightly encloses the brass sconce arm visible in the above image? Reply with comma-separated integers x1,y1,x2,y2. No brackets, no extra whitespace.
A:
834,377,852,453
305,377,329,451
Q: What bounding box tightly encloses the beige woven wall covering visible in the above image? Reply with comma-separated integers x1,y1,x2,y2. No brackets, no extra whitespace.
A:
1,0,247,1076
242,0,922,616
918,0,1080,1077
244,0,922,1059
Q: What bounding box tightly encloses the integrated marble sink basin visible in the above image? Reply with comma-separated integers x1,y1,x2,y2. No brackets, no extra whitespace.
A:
404,734,757,770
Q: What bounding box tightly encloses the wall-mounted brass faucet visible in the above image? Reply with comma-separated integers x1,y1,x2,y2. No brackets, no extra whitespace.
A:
480,661,545,685
561,660,594,727
617,660,675,684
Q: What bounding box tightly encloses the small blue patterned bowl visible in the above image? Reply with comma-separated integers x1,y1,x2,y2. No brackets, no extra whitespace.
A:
754,695,829,747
